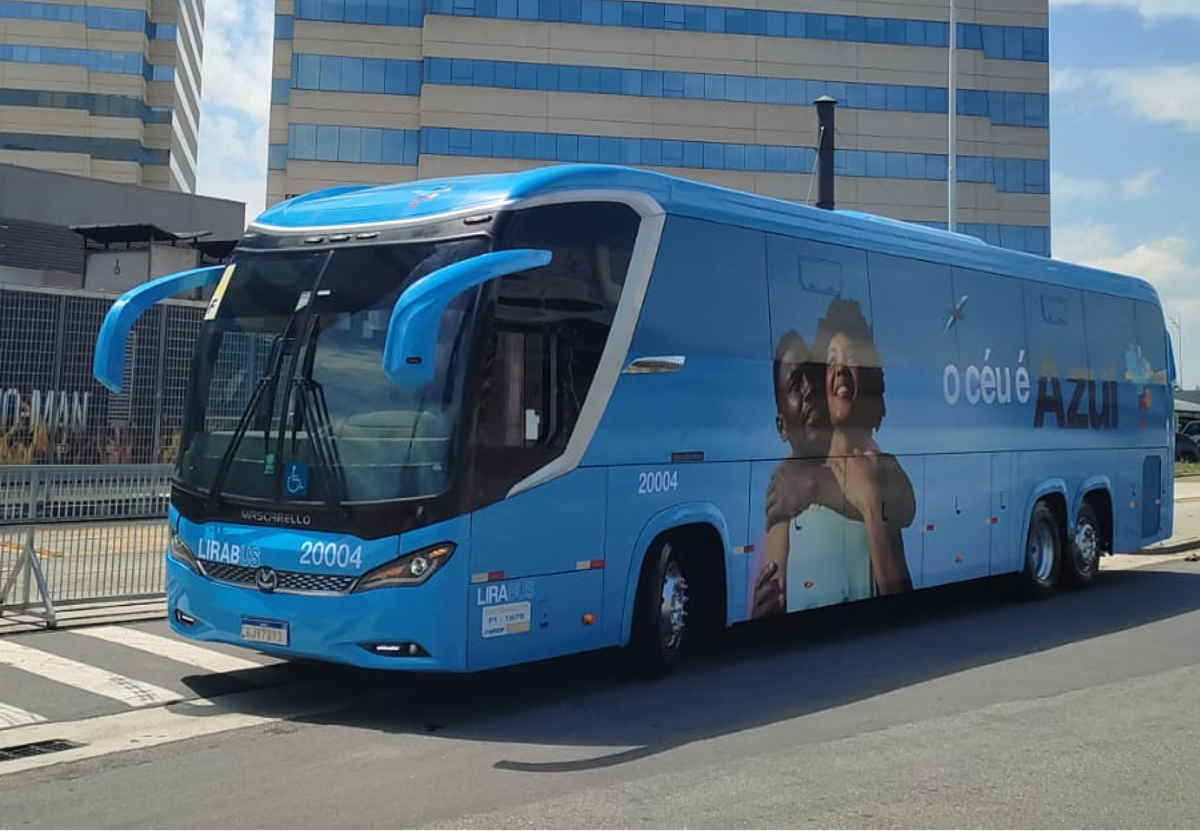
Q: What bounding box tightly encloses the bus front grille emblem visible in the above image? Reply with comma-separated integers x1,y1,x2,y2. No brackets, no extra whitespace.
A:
255,567,278,593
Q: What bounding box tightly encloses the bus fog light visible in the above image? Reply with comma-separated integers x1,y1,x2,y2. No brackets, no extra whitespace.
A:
175,609,197,626
365,642,429,657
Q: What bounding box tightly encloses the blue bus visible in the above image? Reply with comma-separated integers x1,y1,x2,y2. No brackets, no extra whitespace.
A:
94,164,1174,676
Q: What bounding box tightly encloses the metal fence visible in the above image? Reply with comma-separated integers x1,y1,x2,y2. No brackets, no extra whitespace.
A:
0,283,206,468
0,283,205,625
0,464,172,626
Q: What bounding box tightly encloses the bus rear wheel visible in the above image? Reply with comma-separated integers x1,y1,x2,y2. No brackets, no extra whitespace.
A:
1062,502,1102,590
1019,501,1061,599
628,537,689,679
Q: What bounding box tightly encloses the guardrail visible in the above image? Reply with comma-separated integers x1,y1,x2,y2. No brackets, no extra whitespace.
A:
0,465,171,627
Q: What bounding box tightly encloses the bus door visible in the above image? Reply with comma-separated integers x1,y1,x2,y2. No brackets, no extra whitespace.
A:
464,321,609,670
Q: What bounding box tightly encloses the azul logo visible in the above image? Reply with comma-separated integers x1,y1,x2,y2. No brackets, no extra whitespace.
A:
1034,376,1118,430
475,579,535,606
944,348,1120,431
943,349,1033,407
198,537,262,567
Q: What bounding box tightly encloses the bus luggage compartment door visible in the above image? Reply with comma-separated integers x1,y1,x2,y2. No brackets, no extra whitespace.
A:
466,469,608,671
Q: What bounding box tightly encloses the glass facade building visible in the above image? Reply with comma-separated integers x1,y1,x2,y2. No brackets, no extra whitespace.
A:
267,0,1050,254
0,0,202,191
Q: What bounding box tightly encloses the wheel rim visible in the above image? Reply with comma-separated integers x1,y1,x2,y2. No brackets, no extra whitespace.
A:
1074,517,1099,574
658,555,688,654
1029,518,1056,583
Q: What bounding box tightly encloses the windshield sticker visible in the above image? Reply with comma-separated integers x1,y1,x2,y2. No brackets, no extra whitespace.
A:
294,290,311,312
482,602,531,638
203,264,236,321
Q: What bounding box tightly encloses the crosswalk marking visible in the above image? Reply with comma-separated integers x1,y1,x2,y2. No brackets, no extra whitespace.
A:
0,702,46,728
74,626,267,675
0,641,181,708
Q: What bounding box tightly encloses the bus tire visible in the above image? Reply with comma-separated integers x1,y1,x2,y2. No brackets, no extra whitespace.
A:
628,536,689,679
1062,501,1102,590
1019,500,1061,599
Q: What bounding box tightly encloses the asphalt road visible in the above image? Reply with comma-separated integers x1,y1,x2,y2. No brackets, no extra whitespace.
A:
0,555,1199,828
2,488,1200,829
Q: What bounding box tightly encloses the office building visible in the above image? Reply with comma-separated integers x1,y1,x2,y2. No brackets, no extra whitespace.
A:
0,0,203,191
266,0,1050,255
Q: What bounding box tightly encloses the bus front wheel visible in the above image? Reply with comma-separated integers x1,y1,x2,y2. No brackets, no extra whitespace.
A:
628,537,689,679
1019,500,1061,599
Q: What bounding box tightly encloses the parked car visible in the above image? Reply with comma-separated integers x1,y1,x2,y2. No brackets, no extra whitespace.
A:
1183,420,1200,439
1177,433,1199,463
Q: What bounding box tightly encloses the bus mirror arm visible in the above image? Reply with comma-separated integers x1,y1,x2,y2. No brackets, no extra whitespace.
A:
382,248,552,390
93,265,226,393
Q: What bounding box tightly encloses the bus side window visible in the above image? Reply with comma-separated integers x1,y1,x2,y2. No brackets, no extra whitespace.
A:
469,202,639,507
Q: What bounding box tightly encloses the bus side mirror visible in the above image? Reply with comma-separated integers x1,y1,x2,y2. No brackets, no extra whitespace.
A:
383,248,552,390
94,265,227,393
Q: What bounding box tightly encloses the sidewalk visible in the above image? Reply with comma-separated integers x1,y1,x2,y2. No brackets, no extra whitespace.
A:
1104,478,1200,571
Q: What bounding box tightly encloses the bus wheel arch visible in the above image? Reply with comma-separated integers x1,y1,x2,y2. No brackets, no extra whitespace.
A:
625,519,727,679
1064,489,1111,590
1019,493,1066,599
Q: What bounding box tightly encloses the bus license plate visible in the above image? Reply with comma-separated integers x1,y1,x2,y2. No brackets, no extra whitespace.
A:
241,616,289,646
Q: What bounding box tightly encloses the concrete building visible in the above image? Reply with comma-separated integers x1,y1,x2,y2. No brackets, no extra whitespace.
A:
265,0,1050,255
0,163,243,290
0,0,203,191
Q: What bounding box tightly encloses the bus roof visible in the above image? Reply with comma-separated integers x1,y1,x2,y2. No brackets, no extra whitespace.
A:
253,164,1162,307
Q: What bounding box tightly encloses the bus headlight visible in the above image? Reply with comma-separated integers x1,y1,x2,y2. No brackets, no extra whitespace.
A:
352,543,455,592
168,532,202,574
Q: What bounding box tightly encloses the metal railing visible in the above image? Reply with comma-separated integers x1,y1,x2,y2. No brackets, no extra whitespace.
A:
0,464,171,626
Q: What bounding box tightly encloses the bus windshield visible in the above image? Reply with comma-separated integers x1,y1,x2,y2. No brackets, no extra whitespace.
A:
176,236,489,506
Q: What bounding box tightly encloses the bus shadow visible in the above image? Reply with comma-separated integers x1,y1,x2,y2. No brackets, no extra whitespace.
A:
283,564,1200,770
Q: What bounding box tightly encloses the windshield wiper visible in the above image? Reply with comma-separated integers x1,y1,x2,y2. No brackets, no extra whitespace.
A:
205,329,291,510
205,271,323,511
279,312,348,518
291,374,348,518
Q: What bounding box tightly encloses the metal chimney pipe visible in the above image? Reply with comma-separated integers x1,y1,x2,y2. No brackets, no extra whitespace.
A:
814,95,837,210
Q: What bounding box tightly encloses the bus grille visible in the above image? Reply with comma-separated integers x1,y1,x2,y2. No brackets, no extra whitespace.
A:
200,562,357,595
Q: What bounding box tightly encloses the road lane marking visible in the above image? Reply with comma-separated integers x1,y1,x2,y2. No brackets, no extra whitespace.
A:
74,626,267,675
0,641,180,708
0,702,47,729
0,684,361,776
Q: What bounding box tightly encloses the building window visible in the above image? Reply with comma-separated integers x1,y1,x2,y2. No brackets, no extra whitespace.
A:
418,56,1049,128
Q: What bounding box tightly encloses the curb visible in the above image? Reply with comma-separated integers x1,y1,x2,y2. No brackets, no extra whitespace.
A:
0,599,166,636
1126,536,1200,557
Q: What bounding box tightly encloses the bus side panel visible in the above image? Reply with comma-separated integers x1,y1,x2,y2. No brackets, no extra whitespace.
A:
466,468,609,671
586,215,767,639
582,215,777,467
1114,448,1143,553
465,569,606,672
990,452,1020,575
604,463,748,644
746,455,926,611
921,453,993,586
1013,452,1068,552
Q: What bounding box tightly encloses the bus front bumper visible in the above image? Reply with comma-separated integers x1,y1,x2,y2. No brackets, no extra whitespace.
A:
166,558,469,672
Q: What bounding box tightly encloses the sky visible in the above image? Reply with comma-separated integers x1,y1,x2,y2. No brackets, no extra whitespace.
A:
193,0,1200,387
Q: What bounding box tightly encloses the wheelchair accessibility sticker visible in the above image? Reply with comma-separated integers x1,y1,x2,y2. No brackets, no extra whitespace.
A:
284,462,309,497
